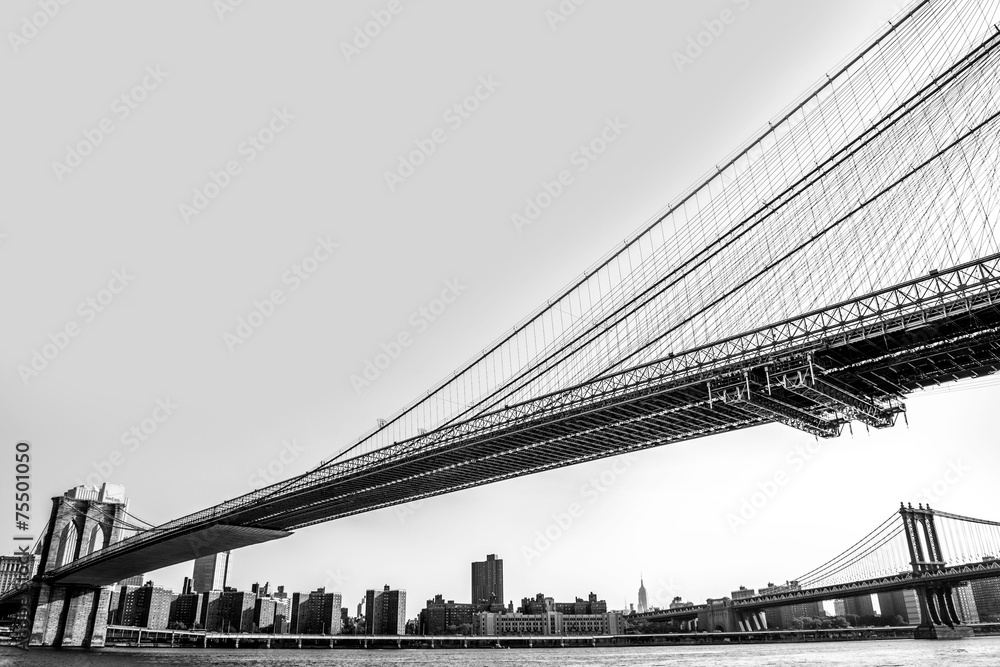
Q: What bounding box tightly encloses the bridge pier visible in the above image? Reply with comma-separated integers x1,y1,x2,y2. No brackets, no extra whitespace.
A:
29,582,64,646
914,585,974,640
739,610,766,632
29,580,113,647
698,598,740,633
695,598,767,633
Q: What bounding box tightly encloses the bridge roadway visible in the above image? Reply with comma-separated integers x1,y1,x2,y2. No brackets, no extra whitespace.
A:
24,253,1000,588
632,559,1000,623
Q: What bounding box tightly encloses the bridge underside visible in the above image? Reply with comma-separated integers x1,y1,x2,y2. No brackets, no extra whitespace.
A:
222,266,1000,531
29,256,1000,590
57,525,290,587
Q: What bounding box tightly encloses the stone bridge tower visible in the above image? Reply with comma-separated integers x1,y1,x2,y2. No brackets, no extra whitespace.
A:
29,483,134,647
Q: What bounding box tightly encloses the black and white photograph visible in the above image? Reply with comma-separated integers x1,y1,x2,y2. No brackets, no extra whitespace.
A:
2,1,1000,665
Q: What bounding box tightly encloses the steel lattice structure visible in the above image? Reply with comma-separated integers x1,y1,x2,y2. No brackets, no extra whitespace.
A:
23,0,1000,586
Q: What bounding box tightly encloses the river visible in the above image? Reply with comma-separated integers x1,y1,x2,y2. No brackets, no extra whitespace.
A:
3,638,1000,666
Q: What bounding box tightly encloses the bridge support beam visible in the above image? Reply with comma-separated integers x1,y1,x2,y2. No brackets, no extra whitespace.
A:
716,373,842,438
29,582,112,647
913,585,974,640
776,369,902,429
29,583,64,647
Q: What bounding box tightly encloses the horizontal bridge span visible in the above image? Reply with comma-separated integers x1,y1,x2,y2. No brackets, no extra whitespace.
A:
40,255,1000,585
55,525,290,587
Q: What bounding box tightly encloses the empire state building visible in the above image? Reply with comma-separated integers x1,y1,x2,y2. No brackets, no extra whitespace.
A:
637,577,648,613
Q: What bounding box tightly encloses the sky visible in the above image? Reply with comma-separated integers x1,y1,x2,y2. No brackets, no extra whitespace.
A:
3,0,999,621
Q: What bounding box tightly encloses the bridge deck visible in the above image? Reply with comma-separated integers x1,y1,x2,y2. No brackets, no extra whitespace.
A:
29,255,1000,589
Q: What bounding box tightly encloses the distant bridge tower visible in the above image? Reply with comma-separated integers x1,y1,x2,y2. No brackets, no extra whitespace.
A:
29,484,134,647
900,503,974,639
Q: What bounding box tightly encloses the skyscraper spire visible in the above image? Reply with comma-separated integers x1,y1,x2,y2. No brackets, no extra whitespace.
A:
637,575,648,613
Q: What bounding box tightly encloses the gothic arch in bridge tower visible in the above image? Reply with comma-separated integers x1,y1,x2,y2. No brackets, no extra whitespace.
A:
55,521,80,568
81,523,104,557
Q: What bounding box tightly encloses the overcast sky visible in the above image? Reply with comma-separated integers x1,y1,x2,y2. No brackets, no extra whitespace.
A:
4,0,999,620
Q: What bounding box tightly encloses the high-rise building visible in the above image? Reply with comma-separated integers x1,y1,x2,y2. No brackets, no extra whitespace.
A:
114,585,140,626
297,588,343,635
182,577,193,595
116,582,173,629
290,592,304,633
421,595,476,635
137,584,173,630
758,581,805,628
274,598,291,633
219,591,255,633
519,593,551,614
843,594,875,618
251,581,271,598
954,583,980,623
365,585,406,635
199,591,224,631
833,599,847,617
192,552,230,593
108,587,120,625
295,594,321,635
0,554,38,594
517,592,607,616
637,578,648,613
970,575,1000,622
169,593,203,629
118,574,145,587
254,598,277,632
876,590,920,624
471,554,503,605
787,601,825,622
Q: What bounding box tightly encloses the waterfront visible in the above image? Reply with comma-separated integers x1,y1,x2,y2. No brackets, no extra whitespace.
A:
3,638,1000,666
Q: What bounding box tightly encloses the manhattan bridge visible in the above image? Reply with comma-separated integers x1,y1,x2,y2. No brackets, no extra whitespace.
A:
7,0,1000,646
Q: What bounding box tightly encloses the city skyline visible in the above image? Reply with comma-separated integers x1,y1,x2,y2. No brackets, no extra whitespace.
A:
4,0,1000,625
6,482,999,640
38,543,998,636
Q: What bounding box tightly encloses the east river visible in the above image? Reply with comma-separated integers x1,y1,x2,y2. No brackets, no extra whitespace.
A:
4,638,1000,666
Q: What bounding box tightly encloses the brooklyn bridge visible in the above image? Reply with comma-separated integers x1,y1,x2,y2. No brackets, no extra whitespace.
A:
5,0,1000,647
